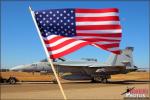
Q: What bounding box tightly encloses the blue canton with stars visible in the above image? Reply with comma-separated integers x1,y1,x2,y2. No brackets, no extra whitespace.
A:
34,9,76,37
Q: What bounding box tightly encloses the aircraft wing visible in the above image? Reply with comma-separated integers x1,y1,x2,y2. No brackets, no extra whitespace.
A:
54,60,97,67
54,61,111,67
88,63,111,67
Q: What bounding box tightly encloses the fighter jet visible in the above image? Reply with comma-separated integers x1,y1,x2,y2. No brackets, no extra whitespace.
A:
10,47,138,83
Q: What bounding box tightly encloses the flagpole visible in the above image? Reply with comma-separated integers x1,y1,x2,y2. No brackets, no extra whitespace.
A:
29,6,67,100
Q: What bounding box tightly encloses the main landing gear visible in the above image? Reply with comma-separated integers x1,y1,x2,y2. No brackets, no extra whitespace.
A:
91,72,111,83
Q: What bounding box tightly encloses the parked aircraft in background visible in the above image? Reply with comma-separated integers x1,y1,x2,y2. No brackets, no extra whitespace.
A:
10,47,138,83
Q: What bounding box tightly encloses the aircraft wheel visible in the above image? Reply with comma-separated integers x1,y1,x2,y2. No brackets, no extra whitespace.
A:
9,77,16,84
91,78,97,83
52,80,58,84
101,78,108,83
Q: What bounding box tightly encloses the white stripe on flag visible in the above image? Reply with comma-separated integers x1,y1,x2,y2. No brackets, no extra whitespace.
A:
49,40,86,54
76,21,120,26
94,41,120,45
74,36,121,40
76,29,122,33
76,12,119,17
45,38,72,47
42,35,58,40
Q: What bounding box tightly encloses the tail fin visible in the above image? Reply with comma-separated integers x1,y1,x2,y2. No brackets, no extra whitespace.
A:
106,47,134,68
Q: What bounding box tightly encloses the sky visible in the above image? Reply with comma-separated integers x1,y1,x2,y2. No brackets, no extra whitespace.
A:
1,0,149,69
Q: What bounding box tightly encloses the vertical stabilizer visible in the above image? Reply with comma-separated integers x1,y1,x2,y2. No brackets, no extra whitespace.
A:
106,47,134,68
106,53,117,66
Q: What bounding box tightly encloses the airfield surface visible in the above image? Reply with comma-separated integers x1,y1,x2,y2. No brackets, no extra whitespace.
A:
1,72,150,100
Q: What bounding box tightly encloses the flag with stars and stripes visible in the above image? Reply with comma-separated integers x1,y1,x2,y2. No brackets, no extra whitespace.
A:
34,8,122,59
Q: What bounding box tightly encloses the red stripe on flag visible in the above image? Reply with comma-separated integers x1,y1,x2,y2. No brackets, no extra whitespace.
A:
77,33,122,37
93,44,121,54
44,36,63,44
111,50,121,54
50,42,89,58
76,16,119,22
76,8,118,13
82,38,121,42
46,39,76,51
95,43,119,49
76,25,121,30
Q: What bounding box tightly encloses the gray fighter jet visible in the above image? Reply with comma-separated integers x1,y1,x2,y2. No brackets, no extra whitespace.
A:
10,47,137,83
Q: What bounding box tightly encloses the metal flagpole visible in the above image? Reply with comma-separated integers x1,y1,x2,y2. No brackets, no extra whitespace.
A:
29,6,67,100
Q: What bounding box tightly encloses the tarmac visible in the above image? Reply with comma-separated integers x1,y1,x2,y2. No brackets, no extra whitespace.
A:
1,80,149,100
0,72,150,100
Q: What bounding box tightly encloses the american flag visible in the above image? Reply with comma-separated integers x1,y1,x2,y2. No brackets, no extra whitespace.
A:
34,8,122,59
